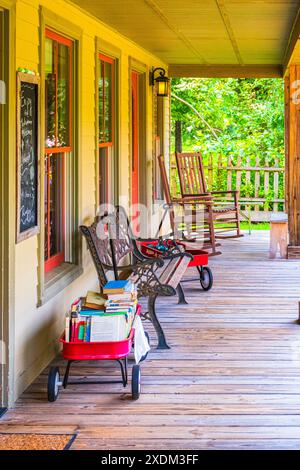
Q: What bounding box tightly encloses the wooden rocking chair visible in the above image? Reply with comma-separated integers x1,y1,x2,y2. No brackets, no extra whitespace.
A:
175,152,243,239
158,154,221,255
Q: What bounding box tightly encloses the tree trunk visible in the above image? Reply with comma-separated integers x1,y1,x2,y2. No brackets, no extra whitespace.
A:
175,120,182,153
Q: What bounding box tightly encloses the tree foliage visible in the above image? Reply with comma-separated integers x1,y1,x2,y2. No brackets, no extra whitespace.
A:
171,77,284,165
171,78,285,206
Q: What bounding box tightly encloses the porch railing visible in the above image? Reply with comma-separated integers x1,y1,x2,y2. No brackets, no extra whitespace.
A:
170,154,285,222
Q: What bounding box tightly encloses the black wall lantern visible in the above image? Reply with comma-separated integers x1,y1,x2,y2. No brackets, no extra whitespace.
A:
150,67,169,97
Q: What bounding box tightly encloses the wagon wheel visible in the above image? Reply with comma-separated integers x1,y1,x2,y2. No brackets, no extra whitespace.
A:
47,366,61,402
200,266,213,291
131,364,141,400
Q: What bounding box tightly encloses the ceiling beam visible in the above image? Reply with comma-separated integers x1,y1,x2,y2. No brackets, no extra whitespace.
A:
169,64,283,79
143,0,207,64
283,3,300,75
215,0,243,65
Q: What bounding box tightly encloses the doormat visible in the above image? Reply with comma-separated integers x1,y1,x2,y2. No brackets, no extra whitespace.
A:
0,408,7,419
0,433,77,450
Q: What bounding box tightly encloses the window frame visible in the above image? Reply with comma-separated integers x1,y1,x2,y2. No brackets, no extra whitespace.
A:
45,28,73,154
97,53,116,207
0,2,16,408
44,28,73,273
44,152,66,273
98,53,115,149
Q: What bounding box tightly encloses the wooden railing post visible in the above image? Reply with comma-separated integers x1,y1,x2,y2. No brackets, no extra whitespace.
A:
285,66,300,257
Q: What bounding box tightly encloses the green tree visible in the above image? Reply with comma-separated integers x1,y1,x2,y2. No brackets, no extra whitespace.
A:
171,78,284,202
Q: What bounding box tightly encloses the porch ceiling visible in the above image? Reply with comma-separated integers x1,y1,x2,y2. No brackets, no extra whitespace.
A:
70,0,300,77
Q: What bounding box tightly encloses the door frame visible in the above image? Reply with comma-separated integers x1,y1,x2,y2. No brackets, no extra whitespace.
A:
131,70,139,209
0,0,16,408
129,58,147,210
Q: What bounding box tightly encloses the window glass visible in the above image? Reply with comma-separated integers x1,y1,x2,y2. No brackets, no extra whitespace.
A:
45,34,71,149
57,43,70,147
45,38,56,148
99,59,112,143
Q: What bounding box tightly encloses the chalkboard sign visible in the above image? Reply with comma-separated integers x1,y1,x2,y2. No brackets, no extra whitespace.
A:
16,72,40,242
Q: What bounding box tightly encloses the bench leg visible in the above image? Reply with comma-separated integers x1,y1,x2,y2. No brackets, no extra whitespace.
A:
148,295,170,350
176,283,188,305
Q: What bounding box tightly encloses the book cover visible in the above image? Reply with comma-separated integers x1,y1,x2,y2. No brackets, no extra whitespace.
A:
84,317,91,342
90,314,129,342
103,280,132,294
83,291,107,309
79,309,105,316
77,322,85,342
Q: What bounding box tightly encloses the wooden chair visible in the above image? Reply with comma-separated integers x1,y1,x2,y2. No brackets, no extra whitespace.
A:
175,152,243,239
80,207,191,349
157,154,221,255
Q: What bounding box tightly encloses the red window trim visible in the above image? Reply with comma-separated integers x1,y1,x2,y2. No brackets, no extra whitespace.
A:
99,53,114,64
45,252,65,274
99,142,113,149
98,53,115,147
46,28,73,47
99,147,110,206
44,153,66,273
45,147,72,154
45,28,73,273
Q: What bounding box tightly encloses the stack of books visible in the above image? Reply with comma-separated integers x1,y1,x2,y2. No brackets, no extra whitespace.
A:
103,280,137,302
104,280,138,339
65,282,138,343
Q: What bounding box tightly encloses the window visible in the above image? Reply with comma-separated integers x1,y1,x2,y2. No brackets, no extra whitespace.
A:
44,29,73,273
98,54,116,207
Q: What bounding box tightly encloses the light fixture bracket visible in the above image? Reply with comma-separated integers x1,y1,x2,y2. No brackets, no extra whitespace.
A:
150,67,167,86
149,67,170,97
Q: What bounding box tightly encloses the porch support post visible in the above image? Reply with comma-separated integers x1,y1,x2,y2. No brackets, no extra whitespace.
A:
285,65,300,257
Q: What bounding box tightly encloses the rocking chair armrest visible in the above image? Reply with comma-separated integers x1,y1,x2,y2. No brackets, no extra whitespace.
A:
182,192,211,197
183,196,214,205
211,189,240,205
172,196,214,205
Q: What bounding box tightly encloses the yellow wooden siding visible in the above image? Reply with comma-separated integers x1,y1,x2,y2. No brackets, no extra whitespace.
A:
12,0,168,401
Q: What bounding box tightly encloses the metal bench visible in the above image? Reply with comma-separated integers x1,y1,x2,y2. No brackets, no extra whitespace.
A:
80,207,191,349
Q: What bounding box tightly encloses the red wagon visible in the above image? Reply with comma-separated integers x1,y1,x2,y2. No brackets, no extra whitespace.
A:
47,305,148,402
138,240,213,291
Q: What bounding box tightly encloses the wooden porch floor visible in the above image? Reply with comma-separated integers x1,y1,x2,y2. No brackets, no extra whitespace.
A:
2,231,300,450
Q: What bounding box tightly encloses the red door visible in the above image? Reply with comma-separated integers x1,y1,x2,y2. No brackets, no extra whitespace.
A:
131,71,139,232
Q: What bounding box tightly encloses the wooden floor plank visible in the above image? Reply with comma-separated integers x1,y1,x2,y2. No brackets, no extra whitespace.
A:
2,231,300,450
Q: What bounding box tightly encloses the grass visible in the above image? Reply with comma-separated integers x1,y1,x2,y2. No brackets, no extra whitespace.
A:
240,221,270,231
